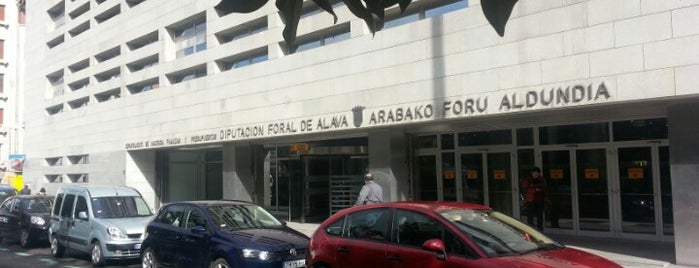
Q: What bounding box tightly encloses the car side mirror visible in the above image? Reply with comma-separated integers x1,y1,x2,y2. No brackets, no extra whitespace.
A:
78,211,88,220
422,238,448,261
191,225,207,234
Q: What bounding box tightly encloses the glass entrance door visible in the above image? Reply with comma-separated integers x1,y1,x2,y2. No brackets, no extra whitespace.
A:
459,152,514,215
615,145,673,237
416,155,439,201
541,148,610,233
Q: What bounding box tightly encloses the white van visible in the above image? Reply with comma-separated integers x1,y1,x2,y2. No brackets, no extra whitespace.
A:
49,185,153,266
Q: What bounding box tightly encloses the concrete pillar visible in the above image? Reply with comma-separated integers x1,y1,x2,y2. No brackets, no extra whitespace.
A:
222,143,256,202
668,102,699,266
125,150,159,210
368,129,410,202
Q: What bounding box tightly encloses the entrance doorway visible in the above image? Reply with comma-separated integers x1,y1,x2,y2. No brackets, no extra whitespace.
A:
540,144,673,238
158,150,223,203
415,150,516,215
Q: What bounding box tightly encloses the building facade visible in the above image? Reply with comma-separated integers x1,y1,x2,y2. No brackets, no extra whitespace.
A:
24,0,699,265
0,0,26,185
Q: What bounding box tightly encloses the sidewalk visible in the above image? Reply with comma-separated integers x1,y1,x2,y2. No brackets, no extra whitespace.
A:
286,222,696,268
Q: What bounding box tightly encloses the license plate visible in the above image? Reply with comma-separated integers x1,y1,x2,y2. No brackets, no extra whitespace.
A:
283,259,305,268
134,243,141,250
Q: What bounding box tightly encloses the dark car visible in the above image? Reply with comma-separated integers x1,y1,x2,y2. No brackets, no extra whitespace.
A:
0,184,17,203
141,200,309,268
307,201,622,268
0,195,54,247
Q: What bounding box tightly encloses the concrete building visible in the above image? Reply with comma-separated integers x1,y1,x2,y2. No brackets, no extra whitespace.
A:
23,0,699,265
0,0,26,183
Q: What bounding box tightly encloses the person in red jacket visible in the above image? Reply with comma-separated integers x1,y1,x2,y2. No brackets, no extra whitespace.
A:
522,167,546,231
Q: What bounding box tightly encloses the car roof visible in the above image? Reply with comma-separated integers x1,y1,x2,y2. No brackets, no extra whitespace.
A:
11,195,55,200
162,199,255,209
338,201,492,215
0,184,16,190
58,185,142,197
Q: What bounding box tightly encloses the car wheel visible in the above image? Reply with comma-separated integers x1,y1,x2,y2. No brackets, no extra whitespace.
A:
50,235,65,257
141,248,159,268
91,241,107,266
20,229,31,248
209,258,230,268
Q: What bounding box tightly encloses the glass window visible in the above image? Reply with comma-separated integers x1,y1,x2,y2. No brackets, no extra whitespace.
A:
325,217,345,237
0,198,11,213
208,204,283,230
25,198,54,213
175,20,207,58
441,133,455,150
393,209,443,248
613,118,667,141
296,25,351,53
384,13,420,29
184,208,208,230
516,128,533,146
425,1,467,18
458,130,512,146
344,208,390,241
539,122,609,145
60,194,76,218
74,196,88,219
416,135,438,149
91,196,152,218
157,204,186,227
53,193,64,215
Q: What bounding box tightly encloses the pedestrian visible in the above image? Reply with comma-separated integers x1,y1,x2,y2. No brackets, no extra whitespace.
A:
19,184,31,195
522,167,546,231
355,172,383,206
37,187,47,195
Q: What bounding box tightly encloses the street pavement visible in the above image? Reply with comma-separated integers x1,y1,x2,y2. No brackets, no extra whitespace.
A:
287,222,697,268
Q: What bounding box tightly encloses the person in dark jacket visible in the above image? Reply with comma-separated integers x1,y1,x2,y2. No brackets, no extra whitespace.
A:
522,167,546,231
19,184,31,195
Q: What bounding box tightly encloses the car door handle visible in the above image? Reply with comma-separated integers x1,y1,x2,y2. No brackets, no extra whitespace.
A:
336,246,350,254
388,255,402,263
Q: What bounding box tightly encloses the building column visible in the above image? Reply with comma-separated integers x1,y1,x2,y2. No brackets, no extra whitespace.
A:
368,129,409,202
222,143,256,202
125,151,158,209
668,102,699,266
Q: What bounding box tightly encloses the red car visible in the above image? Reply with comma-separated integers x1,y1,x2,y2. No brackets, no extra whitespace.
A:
307,201,622,268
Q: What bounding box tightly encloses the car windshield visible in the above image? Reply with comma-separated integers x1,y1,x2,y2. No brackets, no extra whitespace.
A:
207,204,283,231
439,209,562,257
23,198,53,213
91,196,152,218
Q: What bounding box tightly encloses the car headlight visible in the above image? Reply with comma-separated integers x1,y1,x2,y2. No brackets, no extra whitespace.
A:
107,226,127,239
241,248,271,261
30,216,45,225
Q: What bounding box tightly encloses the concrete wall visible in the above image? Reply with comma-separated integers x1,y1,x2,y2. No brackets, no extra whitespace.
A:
368,129,410,202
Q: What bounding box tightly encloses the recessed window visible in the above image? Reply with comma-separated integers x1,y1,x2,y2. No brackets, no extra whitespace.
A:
299,0,343,19
95,88,121,102
95,46,120,62
127,77,159,95
168,13,206,58
127,31,158,50
68,58,89,73
95,67,121,82
215,17,267,44
95,4,120,23
67,154,89,165
127,54,158,72
539,122,609,145
67,173,89,183
216,48,268,71
46,174,63,183
46,104,64,115
45,157,63,166
47,34,65,48
167,64,206,84
47,2,65,28
68,21,90,37
613,118,668,141
126,0,145,8
68,77,90,91
294,23,350,53
68,97,90,110
69,2,90,19
47,70,65,97
384,0,467,29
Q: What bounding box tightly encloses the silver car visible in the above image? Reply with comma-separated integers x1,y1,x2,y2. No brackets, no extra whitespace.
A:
49,185,153,266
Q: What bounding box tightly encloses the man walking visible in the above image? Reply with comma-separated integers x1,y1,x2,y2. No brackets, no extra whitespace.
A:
19,184,31,195
355,172,383,206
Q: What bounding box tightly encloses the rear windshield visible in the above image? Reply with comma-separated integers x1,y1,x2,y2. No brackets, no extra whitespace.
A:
91,196,152,218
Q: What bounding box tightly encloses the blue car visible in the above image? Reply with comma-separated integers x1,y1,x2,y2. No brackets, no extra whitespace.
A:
141,200,308,268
